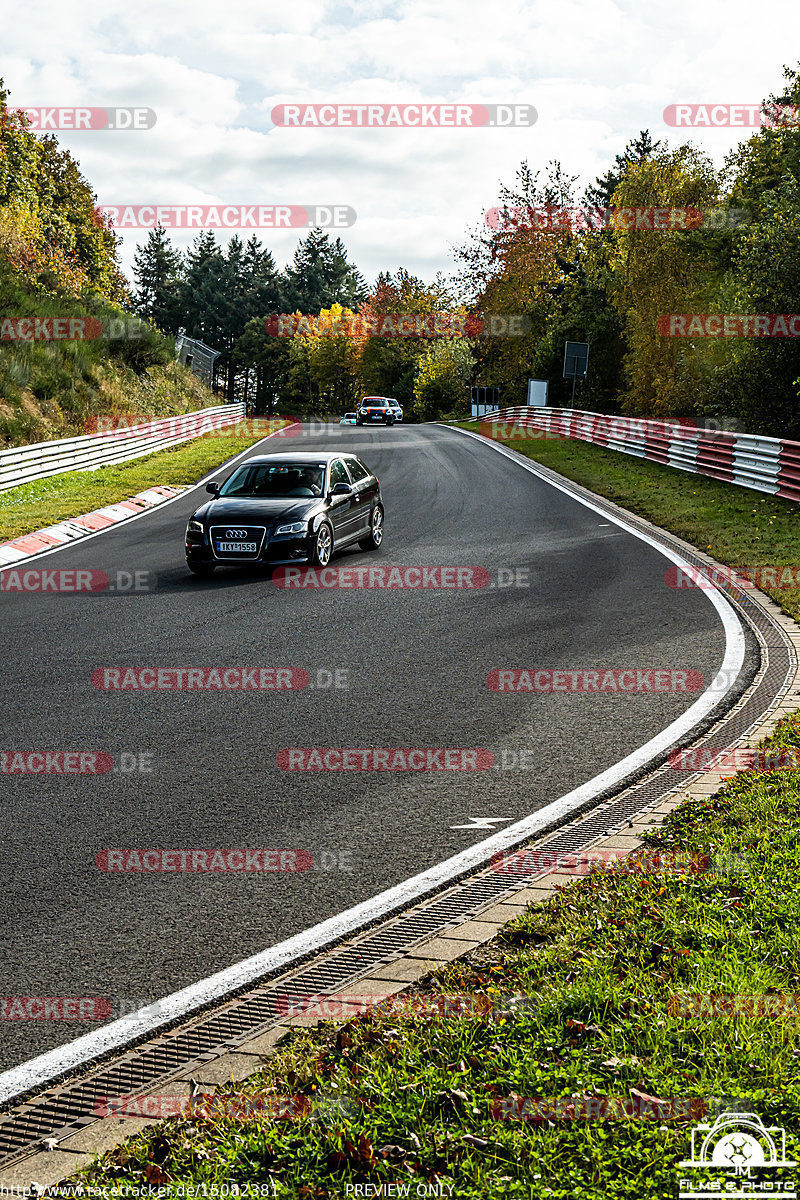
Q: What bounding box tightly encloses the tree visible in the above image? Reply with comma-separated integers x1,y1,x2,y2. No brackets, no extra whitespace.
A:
725,64,800,217
301,303,363,412
413,338,474,421
528,240,625,409
0,77,127,301
455,160,578,404
133,227,183,331
358,269,456,405
282,229,367,311
234,317,291,413
584,130,663,208
609,144,721,416
178,231,226,347
706,177,800,436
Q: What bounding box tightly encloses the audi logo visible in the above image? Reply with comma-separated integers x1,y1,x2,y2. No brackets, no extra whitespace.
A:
226,529,248,538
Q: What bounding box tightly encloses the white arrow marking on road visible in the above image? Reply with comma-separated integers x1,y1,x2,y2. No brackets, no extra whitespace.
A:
450,816,513,831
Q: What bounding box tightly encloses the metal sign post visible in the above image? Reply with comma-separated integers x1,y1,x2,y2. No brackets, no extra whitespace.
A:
563,341,589,404
470,386,501,417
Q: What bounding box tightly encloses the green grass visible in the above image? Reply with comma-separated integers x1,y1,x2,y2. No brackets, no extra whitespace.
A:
459,422,800,622
0,420,287,542
74,713,800,1198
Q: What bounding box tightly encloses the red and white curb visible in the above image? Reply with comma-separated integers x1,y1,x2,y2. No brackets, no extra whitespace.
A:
0,486,185,567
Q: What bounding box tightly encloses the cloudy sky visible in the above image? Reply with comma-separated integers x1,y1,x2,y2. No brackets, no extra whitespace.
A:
3,0,800,290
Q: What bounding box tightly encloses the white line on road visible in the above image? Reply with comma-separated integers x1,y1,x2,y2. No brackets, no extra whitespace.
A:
450,817,513,830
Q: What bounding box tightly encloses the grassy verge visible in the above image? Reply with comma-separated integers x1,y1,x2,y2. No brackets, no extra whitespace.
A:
0,420,287,541
74,713,800,1198
458,422,800,623
0,259,216,447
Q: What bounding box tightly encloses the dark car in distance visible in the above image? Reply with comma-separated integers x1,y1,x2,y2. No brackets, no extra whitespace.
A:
356,397,396,425
185,453,383,576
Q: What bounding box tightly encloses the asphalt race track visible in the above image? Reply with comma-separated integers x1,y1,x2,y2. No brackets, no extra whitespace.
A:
0,423,735,1073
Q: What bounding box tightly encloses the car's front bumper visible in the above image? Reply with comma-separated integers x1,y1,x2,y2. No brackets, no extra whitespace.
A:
185,528,315,566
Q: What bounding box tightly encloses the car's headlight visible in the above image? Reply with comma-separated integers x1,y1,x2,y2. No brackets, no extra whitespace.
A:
187,519,203,532
276,521,306,535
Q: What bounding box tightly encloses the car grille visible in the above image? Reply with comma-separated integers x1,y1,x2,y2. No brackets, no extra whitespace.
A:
209,525,267,559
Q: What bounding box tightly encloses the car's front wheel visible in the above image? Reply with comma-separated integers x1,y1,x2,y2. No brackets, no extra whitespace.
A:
359,506,384,551
312,521,334,567
384,416,394,425
187,561,216,577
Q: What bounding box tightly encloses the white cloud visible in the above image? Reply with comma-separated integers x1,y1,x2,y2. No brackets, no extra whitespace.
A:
2,0,800,286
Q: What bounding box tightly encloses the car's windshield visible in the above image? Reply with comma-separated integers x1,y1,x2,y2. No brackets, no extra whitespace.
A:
219,462,326,498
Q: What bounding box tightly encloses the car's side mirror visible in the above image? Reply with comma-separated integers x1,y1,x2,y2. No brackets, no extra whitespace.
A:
330,482,353,497
206,481,221,495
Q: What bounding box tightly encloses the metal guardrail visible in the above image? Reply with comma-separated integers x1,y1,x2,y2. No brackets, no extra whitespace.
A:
0,403,246,493
477,406,800,503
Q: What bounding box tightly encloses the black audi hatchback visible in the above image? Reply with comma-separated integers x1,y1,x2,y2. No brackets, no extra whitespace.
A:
185,453,383,576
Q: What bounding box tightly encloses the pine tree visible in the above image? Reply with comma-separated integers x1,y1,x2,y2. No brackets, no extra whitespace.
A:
584,131,663,208
281,229,367,311
132,227,183,332
179,231,225,343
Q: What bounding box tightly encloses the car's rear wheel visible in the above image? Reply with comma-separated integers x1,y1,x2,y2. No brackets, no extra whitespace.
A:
187,561,216,577
385,416,393,425
312,521,333,567
359,506,384,551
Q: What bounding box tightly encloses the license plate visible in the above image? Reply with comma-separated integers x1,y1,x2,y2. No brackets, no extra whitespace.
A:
216,541,257,552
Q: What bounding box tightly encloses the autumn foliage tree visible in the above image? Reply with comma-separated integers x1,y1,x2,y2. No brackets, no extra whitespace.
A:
0,80,128,301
